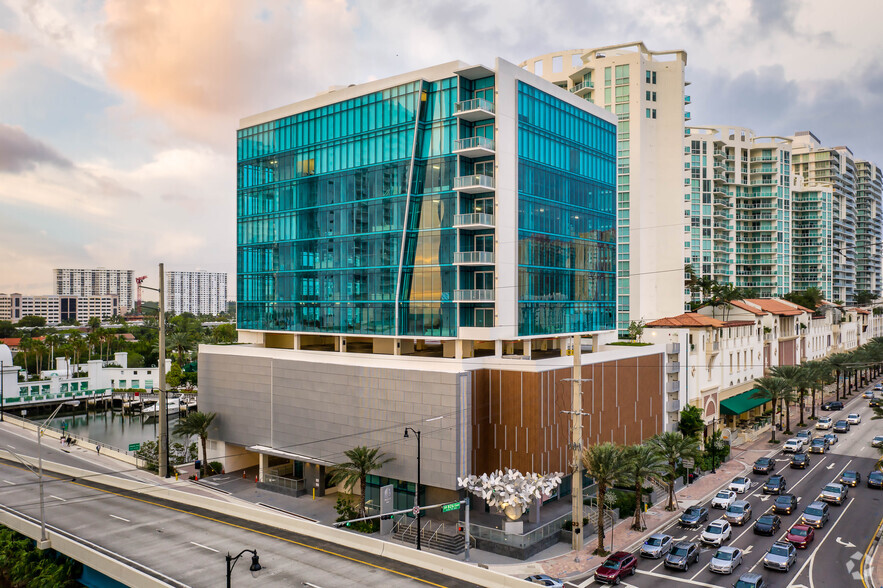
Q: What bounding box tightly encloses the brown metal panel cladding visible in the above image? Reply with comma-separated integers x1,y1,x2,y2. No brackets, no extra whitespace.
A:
617,356,639,445
471,369,492,476
637,353,664,441
599,361,618,444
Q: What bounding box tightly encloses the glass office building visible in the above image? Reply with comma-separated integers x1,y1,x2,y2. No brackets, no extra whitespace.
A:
236,59,616,353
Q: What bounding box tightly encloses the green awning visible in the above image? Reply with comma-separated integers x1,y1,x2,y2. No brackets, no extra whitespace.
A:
720,388,771,416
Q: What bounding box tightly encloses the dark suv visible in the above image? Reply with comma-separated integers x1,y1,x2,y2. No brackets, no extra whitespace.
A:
763,475,787,494
753,457,775,474
822,401,844,411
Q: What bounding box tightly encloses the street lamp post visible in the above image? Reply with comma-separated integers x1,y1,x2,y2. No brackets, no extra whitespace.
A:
37,400,79,547
225,549,261,587
403,426,421,551
1,359,5,423
710,417,717,474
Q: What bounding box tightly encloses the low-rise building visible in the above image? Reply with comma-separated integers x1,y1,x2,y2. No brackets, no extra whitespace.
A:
0,293,119,325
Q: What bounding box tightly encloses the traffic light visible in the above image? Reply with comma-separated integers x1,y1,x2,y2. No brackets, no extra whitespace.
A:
380,514,394,520
457,524,464,532
574,527,581,535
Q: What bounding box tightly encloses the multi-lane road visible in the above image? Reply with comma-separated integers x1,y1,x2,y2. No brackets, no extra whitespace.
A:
572,386,883,588
0,422,477,587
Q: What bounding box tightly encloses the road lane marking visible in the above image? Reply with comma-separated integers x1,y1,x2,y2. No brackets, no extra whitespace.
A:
189,541,218,553
786,495,856,588
635,568,721,587
49,495,66,502
860,512,883,588
6,445,14,449
61,478,448,587
3,480,14,485
109,514,130,522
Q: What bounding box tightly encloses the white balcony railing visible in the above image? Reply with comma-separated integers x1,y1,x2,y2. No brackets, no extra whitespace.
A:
453,212,495,228
454,289,495,302
453,136,495,155
454,174,495,192
454,98,495,120
453,251,495,265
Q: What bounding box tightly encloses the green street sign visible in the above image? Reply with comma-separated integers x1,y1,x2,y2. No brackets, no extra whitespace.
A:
128,443,141,451
441,501,461,513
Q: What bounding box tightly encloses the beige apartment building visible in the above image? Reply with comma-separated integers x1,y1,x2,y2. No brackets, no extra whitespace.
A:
521,42,688,329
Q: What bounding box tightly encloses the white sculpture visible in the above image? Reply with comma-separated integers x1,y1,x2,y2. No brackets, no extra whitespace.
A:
458,469,564,520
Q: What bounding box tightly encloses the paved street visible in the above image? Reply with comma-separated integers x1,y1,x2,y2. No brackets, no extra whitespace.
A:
565,387,883,588
0,422,478,588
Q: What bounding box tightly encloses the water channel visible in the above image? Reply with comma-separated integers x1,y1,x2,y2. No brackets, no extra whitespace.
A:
32,409,193,453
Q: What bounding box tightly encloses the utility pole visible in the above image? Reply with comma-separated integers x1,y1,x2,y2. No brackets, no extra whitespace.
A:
158,263,169,478
561,334,592,552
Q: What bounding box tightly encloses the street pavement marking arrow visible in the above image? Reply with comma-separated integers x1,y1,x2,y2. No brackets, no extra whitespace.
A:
827,463,836,470
743,545,753,554
674,535,687,541
758,495,770,502
835,536,856,548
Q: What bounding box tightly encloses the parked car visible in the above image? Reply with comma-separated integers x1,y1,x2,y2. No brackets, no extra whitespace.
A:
524,575,564,588
763,475,787,494
824,433,839,446
762,541,797,572
640,533,673,559
808,438,827,454
679,506,709,528
790,453,810,469
709,546,743,574
701,519,733,546
712,489,738,509
593,552,637,585
773,494,798,515
833,419,850,433
847,413,861,425
753,513,782,535
815,416,833,430
783,439,803,453
664,541,701,571
867,471,883,489
819,482,849,505
725,500,753,526
839,471,861,487
872,435,883,448
734,572,768,588
785,524,815,549
729,476,753,493
822,401,844,411
800,501,830,528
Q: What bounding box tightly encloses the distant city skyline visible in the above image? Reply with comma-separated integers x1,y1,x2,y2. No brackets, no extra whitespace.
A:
2,0,881,296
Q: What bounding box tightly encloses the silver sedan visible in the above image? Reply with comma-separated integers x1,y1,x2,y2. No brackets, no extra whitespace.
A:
709,546,743,574
640,533,673,558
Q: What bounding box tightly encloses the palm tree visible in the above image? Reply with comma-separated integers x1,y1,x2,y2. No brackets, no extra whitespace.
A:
622,444,667,531
172,411,217,478
825,353,850,401
803,360,832,420
88,316,101,333
582,442,629,555
752,376,793,441
329,446,395,518
647,432,700,512
770,365,810,428
18,337,32,375
167,332,192,366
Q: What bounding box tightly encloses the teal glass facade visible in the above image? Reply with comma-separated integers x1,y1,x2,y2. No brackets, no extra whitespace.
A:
237,78,460,336
517,82,617,335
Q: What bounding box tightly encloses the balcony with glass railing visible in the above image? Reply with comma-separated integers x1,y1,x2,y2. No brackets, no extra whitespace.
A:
453,212,494,229
454,98,495,121
454,174,495,193
454,289,495,302
570,81,594,97
453,251,495,265
453,136,495,158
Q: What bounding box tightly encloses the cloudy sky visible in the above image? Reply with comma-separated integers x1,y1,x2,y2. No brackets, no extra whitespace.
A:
1,0,881,297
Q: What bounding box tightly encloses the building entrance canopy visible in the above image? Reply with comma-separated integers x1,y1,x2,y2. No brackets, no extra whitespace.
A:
719,388,769,416
247,444,336,467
